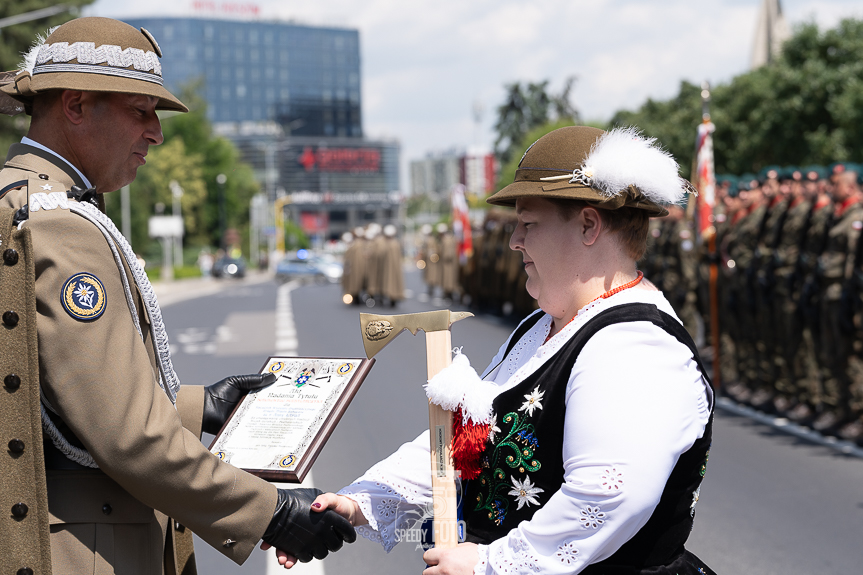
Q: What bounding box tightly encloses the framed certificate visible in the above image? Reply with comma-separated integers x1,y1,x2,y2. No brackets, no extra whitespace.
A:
208,356,374,482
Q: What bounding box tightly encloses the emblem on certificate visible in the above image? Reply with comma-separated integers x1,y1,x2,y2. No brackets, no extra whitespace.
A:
208,356,374,482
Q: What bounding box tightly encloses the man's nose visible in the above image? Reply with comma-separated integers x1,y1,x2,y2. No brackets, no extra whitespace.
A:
146,115,164,145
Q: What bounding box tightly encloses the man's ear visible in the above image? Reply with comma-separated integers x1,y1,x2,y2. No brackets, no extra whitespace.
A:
60,90,87,125
580,207,603,246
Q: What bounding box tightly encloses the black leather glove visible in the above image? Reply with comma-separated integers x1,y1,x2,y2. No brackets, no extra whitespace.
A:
202,373,276,435
262,488,356,563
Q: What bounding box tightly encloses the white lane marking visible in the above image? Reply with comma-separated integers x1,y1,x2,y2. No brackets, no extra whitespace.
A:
275,281,300,356
266,281,325,575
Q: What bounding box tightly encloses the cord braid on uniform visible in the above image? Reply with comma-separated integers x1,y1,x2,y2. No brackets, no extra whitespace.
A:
69,202,181,401
40,403,99,468
37,205,153,469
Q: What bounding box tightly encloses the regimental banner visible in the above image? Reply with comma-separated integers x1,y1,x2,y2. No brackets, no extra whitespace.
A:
694,120,716,236
451,184,473,263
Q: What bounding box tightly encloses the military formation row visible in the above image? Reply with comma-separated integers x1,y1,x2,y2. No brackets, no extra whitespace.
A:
341,223,405,307
647,166,863,446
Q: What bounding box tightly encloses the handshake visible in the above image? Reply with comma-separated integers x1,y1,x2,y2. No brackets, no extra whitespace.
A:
260,488,356,566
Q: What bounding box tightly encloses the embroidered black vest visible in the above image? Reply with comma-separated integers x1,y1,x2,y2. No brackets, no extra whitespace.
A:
463,303,714,574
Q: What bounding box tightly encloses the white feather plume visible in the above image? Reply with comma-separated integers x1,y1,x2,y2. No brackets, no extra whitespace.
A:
424,349,496,425
583,126,687,205
19,26,60,73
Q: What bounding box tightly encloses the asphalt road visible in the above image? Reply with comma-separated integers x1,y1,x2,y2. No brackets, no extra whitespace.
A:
160,271,863,575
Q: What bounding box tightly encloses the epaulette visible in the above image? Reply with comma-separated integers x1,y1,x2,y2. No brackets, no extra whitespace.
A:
24,175,70,217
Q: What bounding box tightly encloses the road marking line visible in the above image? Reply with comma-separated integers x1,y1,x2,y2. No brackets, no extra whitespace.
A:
267,281,325,574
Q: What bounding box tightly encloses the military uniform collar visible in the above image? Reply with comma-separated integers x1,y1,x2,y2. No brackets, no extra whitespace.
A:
834,196,860,218
20,137,92,189
4,142,87,191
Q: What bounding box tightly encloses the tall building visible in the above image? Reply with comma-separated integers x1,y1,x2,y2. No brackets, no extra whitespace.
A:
751,0,791,69
410,149,497,198
124,16,362,134
123,16,401,242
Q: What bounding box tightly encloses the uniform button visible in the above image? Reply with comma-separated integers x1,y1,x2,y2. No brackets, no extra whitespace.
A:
5,374,21,389
8,439,24,453
3,311,19,327
223,539,236,547
11,503,28,518
102,503,112,515
17,568,33,575
3,249,18,265
38,174,49,180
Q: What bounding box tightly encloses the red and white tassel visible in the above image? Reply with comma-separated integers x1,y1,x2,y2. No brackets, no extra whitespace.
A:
425,349,497,480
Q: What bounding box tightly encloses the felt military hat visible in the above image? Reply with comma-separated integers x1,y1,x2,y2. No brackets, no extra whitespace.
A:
486,126,692,217
0,17,187,115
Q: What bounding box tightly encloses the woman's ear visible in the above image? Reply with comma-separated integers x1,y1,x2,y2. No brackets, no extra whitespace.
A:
580,207,602,246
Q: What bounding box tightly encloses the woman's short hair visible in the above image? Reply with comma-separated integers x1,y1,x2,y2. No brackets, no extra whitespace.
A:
548,198,650,261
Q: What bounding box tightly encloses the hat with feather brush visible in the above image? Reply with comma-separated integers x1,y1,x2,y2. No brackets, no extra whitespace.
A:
487,126,694,217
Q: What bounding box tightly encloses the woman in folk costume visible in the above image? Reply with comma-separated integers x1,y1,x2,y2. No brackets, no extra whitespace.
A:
314,126,716,574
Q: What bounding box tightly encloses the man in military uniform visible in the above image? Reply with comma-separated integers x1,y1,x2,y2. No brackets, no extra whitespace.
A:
0,18,353,574
715,181,743,387
812,167,863,434
723,180,765,402
745,169,787,410
770,171,812,413
787,169,833,424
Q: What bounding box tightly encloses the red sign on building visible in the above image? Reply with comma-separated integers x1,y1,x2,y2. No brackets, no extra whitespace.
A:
298,147,381,173
300,211,329,234
192,1,260,15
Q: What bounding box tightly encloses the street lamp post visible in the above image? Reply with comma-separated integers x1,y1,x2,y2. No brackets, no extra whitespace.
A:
169,180,184,267
216,173,227,250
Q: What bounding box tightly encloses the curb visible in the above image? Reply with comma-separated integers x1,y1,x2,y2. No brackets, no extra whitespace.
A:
715,397,863,459
153,272,274,307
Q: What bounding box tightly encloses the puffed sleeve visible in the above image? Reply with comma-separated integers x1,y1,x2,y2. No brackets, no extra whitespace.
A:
338,430,434,551
475,321,711,574
29,209,277,564
337,310,548,552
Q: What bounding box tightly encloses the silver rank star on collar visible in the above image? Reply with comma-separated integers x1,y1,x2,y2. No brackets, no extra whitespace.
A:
41,183,53,191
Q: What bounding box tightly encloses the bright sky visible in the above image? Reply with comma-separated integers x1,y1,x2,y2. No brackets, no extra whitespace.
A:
85,0,862,189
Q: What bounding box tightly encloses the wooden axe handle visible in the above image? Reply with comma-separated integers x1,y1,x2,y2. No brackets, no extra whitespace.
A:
426,329,459,549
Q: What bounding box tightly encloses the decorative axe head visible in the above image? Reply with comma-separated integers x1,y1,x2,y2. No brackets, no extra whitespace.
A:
359,310,473,359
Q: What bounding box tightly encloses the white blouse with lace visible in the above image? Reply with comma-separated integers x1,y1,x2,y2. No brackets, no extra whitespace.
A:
338,288,713,574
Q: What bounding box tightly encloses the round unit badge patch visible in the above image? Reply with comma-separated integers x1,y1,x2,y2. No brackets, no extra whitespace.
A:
62,273,107,321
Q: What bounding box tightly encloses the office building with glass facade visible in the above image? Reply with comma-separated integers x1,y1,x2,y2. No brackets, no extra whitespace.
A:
123,16,362,135
123,16,401,241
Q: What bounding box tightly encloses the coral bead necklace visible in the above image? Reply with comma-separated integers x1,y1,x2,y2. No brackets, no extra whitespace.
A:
544,271,644,344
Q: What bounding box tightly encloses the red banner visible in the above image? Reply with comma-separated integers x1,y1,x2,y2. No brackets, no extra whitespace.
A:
694,120,716,235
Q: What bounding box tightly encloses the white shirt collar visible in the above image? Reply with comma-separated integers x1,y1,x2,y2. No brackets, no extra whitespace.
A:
21,136,93,189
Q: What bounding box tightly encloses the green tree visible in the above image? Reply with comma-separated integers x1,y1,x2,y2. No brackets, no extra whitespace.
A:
161,83,259,249
0,1,94,150
494,77,580,166
105,81,259,258
609,18,863,176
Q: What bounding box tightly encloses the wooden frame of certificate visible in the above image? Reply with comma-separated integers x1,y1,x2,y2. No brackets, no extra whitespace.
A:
208,356,374,483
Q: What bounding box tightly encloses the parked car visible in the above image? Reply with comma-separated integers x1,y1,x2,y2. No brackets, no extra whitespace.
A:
275,250,343,284
212,256,246,279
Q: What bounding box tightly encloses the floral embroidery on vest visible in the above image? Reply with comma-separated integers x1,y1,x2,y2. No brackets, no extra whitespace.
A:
474,410,543,525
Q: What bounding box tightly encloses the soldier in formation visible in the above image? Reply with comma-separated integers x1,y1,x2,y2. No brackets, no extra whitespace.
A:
708,165,863,445
458,211,533,317
341,223,405,307
418,222,462,302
